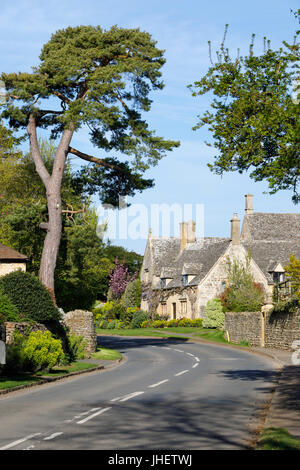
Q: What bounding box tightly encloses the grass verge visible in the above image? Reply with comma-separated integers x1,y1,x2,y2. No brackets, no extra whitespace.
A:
0,375,43,390
91,347,122,361
257,427,300,450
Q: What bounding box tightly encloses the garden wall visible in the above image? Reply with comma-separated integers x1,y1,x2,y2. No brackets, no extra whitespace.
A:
63,310,97,358
224,311,263,347
2,322,48,344
224,309,300,351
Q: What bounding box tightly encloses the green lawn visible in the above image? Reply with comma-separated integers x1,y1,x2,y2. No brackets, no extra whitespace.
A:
91,347,122,361
36,361,97,377
0,375,43,390
96,326,250,347
257,427,300,450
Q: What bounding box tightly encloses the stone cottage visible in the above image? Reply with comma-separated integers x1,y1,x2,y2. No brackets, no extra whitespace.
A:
0,243,28,276
140,195,300,319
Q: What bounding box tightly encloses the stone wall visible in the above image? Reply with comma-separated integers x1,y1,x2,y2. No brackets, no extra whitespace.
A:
63,310,97,358
264,309,300,351
225,309,300,351
3,322,48,344
224,311,263,347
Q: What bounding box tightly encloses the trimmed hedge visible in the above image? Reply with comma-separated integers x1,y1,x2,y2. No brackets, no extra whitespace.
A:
0,271,61,324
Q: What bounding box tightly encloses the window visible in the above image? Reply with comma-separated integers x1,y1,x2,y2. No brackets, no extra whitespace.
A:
273,272,285,284
180,300,187,315
161,278,166,288
182,275,188,286
161,302,167,315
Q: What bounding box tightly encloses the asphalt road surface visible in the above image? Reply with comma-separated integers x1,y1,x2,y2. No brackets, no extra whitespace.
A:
0,336,280,450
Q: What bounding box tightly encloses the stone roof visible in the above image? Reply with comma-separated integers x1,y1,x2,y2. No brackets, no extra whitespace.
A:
243,240,300,284
242,212,300,242
0,243,28,262
152,237,230,289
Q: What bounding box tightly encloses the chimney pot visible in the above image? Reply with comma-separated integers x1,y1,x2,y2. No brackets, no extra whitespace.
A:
245,194,254,214
230,213,241,245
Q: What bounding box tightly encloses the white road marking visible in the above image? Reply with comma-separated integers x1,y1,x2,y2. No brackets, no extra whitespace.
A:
119,391,145,402
195,357,200,362
110,396,123,402
0,433,42,450
148,379,169,388
23,445,35,450
43,432,63,441
162,347,171,350
192,363,199,368
187,353,195,357
173,349,184,353
77,407,111,424
175,370,189,376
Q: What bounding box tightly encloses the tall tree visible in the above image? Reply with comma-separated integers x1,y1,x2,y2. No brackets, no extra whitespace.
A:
1,25,179,294
189,14,299,202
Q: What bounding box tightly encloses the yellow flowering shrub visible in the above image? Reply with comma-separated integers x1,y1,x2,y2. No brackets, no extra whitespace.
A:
23,330,65,372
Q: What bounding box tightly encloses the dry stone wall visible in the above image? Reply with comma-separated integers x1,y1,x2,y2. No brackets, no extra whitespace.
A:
265,309,300,351
224,311,263,347
3,322,48,344
63,310,97,357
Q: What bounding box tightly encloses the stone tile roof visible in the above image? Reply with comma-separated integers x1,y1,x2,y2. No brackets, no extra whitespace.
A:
152,237,230,289
242,213,300,241
243,240,300,284
0,243,28,261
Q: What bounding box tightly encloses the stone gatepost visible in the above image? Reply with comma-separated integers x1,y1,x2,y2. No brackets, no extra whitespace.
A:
63,310,97,358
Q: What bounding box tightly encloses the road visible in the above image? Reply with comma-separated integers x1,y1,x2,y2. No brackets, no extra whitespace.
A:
0,336,280,450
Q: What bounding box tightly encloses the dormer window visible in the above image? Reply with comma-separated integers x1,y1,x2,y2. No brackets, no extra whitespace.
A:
182,274,188,286
273,272,285,284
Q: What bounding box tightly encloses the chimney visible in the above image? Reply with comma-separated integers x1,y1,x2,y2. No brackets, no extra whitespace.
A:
180,220,196,251
245,194,254,215
230,213,240,245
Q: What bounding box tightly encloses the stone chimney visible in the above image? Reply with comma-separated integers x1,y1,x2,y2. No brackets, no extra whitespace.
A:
245,194,254,215
230,213,240,245
180,220,196,251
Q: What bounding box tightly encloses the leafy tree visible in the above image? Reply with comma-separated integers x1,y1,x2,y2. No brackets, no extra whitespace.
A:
189,15,300,202
284,254,300,303
203,298,225,328
1,25,179,294
122,278,142,309
220,256,265,312
109,258,137,300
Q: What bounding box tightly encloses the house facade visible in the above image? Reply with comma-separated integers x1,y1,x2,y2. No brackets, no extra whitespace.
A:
0,243,28,276
140,195,300,319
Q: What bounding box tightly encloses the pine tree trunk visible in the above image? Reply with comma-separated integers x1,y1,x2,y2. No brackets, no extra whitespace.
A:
27,116,74,297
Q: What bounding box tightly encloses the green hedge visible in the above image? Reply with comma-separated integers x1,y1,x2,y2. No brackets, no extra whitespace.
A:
0,271,61,324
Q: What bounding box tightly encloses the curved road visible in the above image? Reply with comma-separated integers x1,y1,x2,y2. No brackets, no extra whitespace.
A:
0,336,280,450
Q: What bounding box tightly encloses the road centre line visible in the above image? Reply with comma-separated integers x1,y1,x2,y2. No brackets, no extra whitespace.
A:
0,433,42,450
77,407,111,424
119,391,145,402
187,353,195,357
173,349,184,353
43,432,63,441
148,379,169,388
192,363,199,368
174,370,189,376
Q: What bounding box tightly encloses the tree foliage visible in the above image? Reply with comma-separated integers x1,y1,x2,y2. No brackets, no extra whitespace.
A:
284,254,300,302
189,17,300,202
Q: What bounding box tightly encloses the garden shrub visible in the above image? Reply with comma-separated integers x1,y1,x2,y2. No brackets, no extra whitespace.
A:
191,318,203,327
152,320,166,328
166,319,179,327
107,319,118,329
131,310,149,329
3,331,28,373
178,318,193,327
122,279,142,310
0,271,61,324
203,299,225,329
22,330,65,372
98,319,109,329
141,320,152,328
0,290,20,323
65,334,87,363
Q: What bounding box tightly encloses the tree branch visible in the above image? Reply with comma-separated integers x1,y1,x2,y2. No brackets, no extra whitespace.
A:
27,114,51,187
68,146,125,172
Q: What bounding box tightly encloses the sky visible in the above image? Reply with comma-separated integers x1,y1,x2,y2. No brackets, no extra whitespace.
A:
0,0,299,254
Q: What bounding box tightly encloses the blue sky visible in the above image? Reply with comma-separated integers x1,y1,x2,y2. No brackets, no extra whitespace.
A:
1,0,299,254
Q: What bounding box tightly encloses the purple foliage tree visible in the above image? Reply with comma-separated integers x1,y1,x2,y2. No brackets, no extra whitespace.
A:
109,258,137,300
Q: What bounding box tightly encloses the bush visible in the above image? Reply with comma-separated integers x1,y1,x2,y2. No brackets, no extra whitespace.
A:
98,319,109,329
122,279,142,310
0,291,20,323
65,334,87,363
22,330,65,372
0,271,61,324
131,310,149,329
178,318,193,327
191,318,203,327
203,299,225,329
166,319,179,327
107,319,118,329
152,320,166,328
141,320,152,328
3,331,28,373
